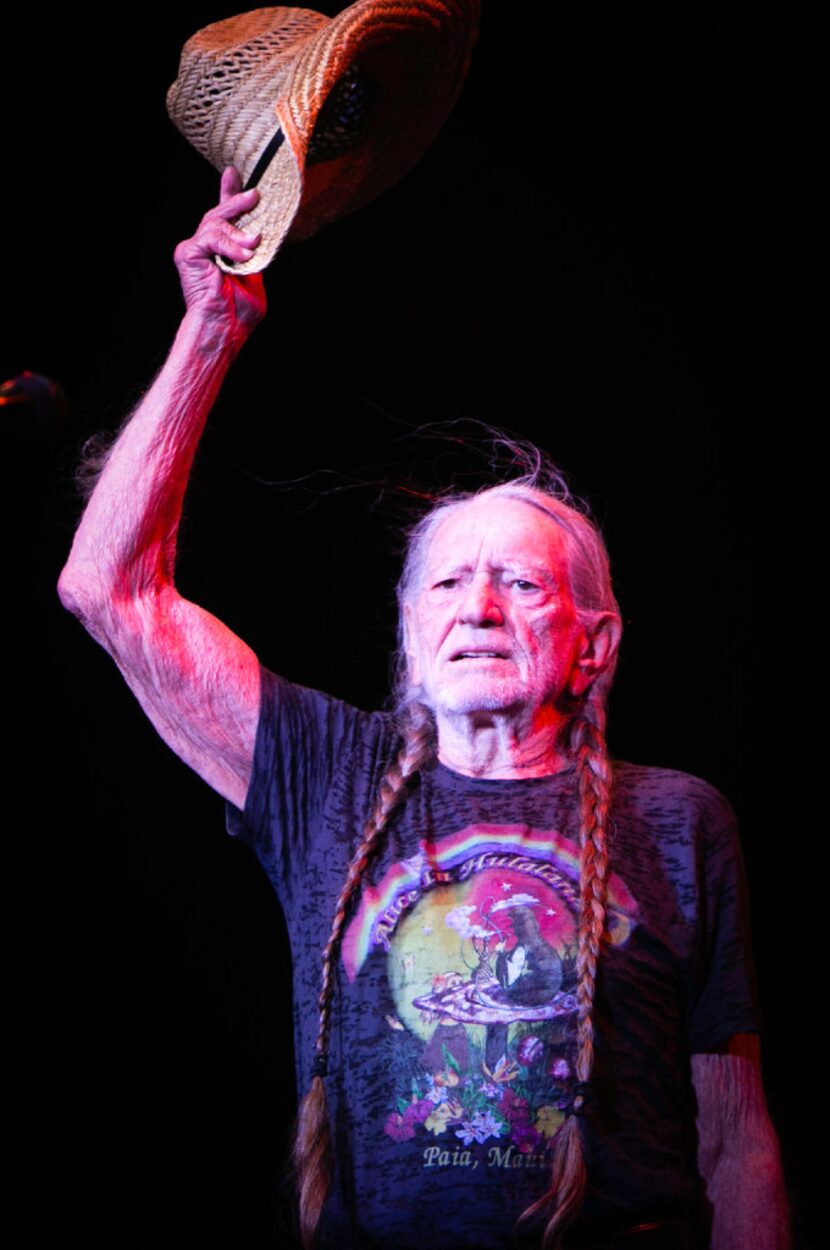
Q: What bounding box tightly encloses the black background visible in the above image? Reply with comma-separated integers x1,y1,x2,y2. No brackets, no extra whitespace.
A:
3,6,824,1247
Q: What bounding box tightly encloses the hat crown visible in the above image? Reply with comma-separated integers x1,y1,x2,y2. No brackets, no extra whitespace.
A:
167,8,330,173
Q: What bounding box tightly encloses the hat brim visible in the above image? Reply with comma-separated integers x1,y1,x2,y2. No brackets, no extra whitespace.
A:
207,0,480,275
216,108,304,276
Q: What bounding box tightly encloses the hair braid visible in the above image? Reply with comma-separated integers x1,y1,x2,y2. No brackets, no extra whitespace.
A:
293,701,436,1248
573,689,612,1086
518,687,614,1250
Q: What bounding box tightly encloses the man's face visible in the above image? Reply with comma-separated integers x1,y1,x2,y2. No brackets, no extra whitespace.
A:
405,495,591,727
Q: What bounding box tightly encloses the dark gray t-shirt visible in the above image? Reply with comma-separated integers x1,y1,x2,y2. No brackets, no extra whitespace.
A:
228,668,760,1248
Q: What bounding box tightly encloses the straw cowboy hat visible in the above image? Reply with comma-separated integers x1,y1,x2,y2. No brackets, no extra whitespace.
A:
167,2,480,274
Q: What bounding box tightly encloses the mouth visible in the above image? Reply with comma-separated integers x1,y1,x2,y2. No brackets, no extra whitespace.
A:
450,650,510,662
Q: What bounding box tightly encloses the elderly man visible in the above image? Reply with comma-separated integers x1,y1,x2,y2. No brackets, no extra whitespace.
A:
59,173,789,1250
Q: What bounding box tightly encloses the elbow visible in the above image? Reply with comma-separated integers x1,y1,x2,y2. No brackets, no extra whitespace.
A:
58,560,170,656
57,560,117,641
57,563,85,617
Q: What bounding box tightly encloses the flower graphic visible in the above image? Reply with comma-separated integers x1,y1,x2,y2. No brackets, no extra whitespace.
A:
473,1109,504,1141
500,1087,531,1126
385,1111,417,1142
456,1110,504,1145
517,1034,544,1066
482,1054,521,1085
535,1105,565,1139
455,1120,479,1147
384,1099,432,1142
425,1068,460,1104
424,1099,463,1136
511,1122,544,1153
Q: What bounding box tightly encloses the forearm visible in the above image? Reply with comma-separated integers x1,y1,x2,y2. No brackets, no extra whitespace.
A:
59,309,248,622
692,1049,790,1250
56,173,265,806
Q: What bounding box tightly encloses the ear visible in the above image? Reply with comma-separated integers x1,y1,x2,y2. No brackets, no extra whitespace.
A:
568,612,622,698
403,602,422,688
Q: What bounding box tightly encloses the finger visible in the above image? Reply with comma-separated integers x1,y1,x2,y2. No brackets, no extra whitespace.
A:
219,168,262,217
225,223,262,248
217,238,261,264
220,166,242,202
176,235,257,269
207,187,260,226
183,222,262,265
223,187,260,220
198,213,262,247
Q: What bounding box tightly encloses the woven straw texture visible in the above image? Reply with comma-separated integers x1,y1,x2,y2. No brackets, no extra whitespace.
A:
167,2,480,273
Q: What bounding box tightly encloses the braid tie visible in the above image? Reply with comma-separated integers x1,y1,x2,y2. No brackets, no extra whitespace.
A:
566,1081,591,1116
293,701,436,1248
309,1053,328,1079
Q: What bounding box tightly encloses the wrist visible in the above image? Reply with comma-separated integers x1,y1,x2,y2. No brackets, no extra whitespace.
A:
180,305,255,359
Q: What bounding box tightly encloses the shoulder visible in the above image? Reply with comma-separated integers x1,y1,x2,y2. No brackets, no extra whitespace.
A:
607,762,744,900
228,667,401,846
611,760,737,833
257,664,399,767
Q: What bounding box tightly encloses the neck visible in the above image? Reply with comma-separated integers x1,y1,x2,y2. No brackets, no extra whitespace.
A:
434,705,570,780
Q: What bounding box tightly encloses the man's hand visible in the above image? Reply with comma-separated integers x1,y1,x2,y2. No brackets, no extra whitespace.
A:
173,166,267,333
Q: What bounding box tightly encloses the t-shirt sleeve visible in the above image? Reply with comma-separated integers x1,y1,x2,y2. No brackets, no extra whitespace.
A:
224,664,380,877
686,810,762,1053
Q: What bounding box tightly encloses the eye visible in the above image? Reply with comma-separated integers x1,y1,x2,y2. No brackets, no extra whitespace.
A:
513,579,540,592
432,577,459,590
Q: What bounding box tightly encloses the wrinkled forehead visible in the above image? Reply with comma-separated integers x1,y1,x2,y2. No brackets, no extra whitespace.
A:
422,492,576,577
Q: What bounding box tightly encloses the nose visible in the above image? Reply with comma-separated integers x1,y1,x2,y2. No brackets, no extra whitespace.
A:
458,575,504,627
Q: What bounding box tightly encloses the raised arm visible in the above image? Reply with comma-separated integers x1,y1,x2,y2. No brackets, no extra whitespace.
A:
58,168,267,809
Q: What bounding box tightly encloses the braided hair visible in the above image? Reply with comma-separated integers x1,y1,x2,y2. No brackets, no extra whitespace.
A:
293,699,435,1244
294,449,621,1249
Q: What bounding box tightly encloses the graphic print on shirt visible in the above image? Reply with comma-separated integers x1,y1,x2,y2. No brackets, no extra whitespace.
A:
342,823,638,1169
